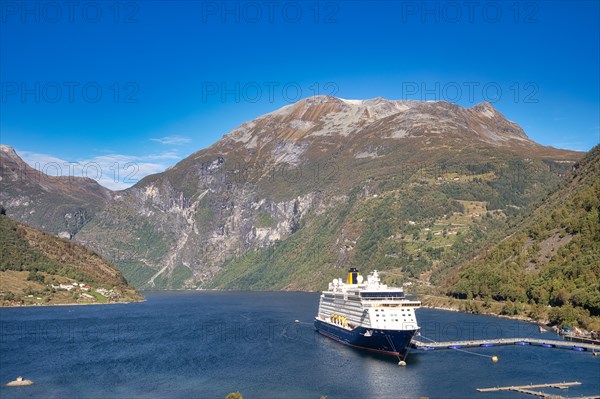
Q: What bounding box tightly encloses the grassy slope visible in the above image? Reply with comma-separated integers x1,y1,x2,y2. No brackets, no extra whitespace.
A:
0,213,142,305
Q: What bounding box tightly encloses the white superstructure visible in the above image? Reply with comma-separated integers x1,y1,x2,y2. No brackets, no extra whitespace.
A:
316,269,420,332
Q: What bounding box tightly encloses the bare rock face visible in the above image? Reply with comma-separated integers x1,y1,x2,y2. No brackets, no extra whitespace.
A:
1,97,583,289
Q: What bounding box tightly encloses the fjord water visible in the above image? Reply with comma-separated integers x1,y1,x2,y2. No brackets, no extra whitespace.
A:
1,292,598,399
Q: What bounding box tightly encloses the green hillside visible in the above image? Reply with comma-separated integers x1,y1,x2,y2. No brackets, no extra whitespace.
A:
207,153,573,291
448,145,600,329
0,209,142,306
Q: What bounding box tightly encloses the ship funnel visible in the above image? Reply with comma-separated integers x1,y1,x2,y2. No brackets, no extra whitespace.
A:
347,268,360,284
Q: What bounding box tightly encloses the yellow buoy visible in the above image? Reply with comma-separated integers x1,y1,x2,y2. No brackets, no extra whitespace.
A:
491,356,499,363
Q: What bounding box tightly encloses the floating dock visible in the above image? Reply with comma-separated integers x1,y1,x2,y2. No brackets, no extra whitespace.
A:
477,381,600,399
564,334,600,346
411,337,600,352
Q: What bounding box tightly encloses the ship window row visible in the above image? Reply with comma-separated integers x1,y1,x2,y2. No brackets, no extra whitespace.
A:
320,304,360,309
324,296,362,303
320,307,363,315
373,318,411,323
319,309,363,319
374,309,409,313
360,292,405,298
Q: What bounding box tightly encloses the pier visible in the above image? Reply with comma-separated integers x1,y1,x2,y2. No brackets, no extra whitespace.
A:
411,338,599,397
476,381,600,399
564,334,600,346
411,337,600,352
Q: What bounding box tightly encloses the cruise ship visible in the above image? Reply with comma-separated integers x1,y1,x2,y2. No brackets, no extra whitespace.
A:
314,268,420,357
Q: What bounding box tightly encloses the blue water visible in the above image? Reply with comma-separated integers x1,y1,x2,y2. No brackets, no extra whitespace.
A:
1,292,598,399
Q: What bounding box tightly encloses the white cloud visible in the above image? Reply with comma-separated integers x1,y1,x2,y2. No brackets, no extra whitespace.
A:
150,135,192,145
547,142,588,152
18,150,182,191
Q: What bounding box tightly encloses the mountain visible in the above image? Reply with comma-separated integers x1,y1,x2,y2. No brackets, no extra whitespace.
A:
447,145,600,329
0,97,584,291
0,210,141,306
0,145,111,237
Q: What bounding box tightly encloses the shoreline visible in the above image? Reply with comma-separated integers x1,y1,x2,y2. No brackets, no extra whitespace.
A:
0,291,572,334
0,291,549,325
421,303,547,325
418,295,553,330
2,291,537,324
0,298,145,309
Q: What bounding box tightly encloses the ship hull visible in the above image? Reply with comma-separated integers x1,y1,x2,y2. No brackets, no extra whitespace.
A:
314,318,417,356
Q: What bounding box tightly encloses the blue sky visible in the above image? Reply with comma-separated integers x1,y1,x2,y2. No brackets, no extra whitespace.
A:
1,0,599,189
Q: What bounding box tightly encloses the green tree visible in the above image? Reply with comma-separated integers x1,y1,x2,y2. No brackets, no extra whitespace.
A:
27,271,45,284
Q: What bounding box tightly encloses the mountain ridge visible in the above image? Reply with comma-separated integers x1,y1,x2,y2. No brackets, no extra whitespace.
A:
0,145,112,236
219,97,535,155
0,97,586,292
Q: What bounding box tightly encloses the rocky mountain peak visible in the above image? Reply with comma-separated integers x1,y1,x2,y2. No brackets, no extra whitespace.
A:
0,144,32,178
0,144,16,153
0,144,22,163
467,102,529,140
470,101,499,118
221,96,538,160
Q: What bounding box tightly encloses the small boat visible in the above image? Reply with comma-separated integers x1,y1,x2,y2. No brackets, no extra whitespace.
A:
6,376,33,387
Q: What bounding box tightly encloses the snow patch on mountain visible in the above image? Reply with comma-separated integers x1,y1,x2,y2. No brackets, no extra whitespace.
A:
339,98,363,105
